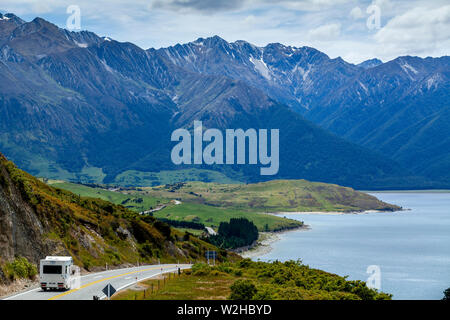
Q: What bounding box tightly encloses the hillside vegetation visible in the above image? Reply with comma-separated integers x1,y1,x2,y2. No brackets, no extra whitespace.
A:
114,259,392,300
0,153,233,285
142,180,401,212
48,182,304,232
48,179,400,235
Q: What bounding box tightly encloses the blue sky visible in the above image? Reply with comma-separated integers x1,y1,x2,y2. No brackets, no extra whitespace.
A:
1,0,449,63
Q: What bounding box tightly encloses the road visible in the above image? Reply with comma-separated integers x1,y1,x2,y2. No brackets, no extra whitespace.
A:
205,227,217,235
3,264,190,300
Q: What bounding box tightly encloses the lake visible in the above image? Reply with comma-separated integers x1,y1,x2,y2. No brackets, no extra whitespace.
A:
255,192,450,300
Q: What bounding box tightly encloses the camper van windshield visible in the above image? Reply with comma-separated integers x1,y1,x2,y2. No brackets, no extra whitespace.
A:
43,265,62,274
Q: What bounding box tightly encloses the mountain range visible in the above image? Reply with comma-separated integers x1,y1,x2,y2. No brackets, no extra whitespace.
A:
160,37,450,185
0,13,448,189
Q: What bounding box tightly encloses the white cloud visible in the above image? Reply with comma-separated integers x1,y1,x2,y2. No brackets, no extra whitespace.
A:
373,5,450,59
350,6,364,20
308,23,341,41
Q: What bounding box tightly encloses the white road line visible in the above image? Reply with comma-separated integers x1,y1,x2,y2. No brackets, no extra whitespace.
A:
2,264,188,300
99,266,189,300
2,287,41,300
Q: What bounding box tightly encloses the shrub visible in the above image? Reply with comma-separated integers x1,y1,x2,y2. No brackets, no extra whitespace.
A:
443,288,450,301
191,263,211,276
229,280,257,300
5,257,37,280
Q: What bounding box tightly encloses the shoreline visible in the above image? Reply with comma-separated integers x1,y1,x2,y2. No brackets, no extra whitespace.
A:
268,208,408,216
240,225,310,259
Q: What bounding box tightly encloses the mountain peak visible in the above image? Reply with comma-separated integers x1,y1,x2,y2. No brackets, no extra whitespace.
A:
358,58,383,69
29,16,59,29
0,12,24,23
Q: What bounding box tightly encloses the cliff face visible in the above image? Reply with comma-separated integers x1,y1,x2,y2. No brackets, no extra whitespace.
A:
0,153,62,265
0,153,228,281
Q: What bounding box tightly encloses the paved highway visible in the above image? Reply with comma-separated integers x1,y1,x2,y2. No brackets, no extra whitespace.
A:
3,264,190,300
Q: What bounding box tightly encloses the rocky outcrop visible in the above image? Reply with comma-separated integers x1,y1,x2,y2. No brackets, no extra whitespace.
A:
0,153,64,265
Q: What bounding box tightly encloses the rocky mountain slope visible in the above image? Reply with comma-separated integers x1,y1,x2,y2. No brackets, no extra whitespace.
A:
0,14,419,189
0,152,227,284
160,37,450,186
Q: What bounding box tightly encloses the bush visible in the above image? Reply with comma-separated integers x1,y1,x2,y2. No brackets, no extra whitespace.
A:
443,288,450,301
191,263,211,276
229,280,257,300
208,218,258,249
5,257,37,281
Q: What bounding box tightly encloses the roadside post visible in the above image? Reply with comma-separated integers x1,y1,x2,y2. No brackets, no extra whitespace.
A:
205,250,217,265
102,283,116,300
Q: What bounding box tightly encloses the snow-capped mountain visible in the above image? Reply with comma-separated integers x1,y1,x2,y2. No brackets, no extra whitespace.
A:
159,36,450,184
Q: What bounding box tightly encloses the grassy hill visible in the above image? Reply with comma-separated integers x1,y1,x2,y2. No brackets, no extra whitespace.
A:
0,153,234,285
47,179,400,235
141,180,401,212
47,181,303,232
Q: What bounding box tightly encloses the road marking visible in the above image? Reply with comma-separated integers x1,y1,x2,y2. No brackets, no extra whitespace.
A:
98,267,188,300
93,275,103,279
2,288,41,300
124,277,131,280
48,266,172,300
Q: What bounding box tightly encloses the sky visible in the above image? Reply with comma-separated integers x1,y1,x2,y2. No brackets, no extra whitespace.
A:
1,0,449,63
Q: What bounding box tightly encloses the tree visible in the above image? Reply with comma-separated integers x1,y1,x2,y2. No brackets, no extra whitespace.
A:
443,288,450,301
229,280,257,300
208,218,258,249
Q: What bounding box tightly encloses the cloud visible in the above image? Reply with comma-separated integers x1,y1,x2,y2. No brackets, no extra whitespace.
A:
150,0,353,14
374,4,450,58
350,7,364,19
308,23,341,41
150,0,245,13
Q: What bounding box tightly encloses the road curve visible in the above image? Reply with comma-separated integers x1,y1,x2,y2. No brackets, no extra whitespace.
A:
3,264,191,300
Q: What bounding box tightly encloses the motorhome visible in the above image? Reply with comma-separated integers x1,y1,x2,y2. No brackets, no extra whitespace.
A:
40,256,75,290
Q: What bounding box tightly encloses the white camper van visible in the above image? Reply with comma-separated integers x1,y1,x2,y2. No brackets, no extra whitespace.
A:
40,256,75,291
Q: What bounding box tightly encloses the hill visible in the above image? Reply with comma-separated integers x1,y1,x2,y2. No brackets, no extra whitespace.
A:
0,153,232,285
140,180,401,213
47,179,400,235
46,181,304,232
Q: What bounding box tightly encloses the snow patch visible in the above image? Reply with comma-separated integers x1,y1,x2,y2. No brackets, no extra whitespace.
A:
74,41,88,48
400,62,419,80
358,81,368,94
100,59,114,73
249,56,271,80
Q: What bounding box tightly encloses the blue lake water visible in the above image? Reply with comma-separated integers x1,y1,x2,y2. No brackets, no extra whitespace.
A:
255,192,450,300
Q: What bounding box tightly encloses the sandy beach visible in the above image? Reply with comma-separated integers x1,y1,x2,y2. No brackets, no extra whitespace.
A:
240,226,310,259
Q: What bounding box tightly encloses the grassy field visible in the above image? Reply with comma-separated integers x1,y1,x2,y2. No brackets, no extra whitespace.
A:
113,260,392,300
48,181,303,232
48,181,161,212
141,180,401,212
113,272,233,300
153,202,302,231
48,178,401,233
